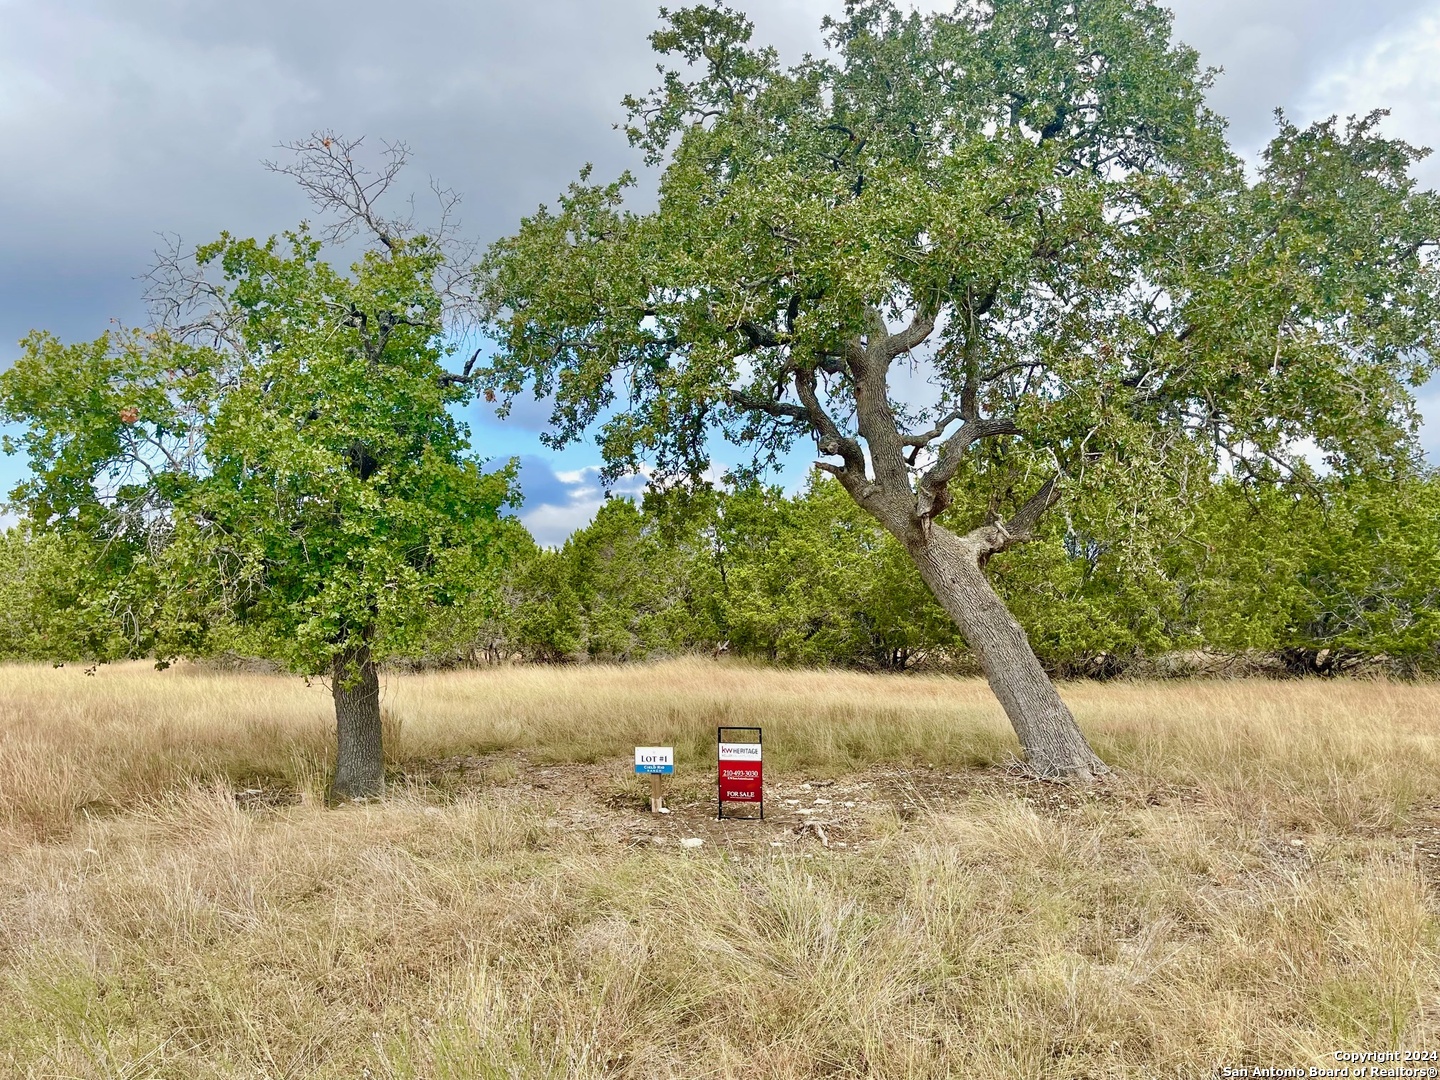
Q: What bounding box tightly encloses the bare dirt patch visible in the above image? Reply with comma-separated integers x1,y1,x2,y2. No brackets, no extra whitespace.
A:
389,751,1209,857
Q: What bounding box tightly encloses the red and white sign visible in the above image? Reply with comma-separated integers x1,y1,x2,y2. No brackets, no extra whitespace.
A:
718,742,763,803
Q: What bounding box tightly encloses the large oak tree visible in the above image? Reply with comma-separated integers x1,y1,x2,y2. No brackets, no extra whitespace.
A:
480,0,1440,777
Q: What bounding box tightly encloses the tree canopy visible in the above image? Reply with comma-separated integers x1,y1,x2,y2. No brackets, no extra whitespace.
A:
484,0,1438,508
3,2,1439,784
478,0,1440,777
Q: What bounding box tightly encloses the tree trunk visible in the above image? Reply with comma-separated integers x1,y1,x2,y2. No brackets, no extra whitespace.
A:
329,639,384,802
906,525,1108,780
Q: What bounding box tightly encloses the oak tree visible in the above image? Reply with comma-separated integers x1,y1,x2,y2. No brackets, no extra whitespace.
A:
1,136,514,800
480,0,1440,777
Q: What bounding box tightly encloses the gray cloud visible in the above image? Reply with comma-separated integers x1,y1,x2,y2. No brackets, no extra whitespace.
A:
1166,0,1432,151
0,0,857,347
0,0,650,345
5,0,1435,348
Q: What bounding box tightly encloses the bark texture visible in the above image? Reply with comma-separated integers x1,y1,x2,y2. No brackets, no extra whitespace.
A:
905,524,1108,780
329,640,384,802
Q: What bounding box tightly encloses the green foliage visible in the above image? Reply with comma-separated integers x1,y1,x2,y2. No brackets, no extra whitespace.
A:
0,226,517,676
501,533,586,662
482,0,1438,504
484,494,725,662
471,469,1440,676
4,6,1439,688
559,496,722,658
0,524,162,661
1180,476,1440,671
477,0,1440,705
0,329,210,661
482,476,954,669
166,229,516,671
715,478,957,666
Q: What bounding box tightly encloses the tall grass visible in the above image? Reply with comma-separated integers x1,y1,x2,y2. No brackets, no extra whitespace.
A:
4,658,1436,839
0,659,1436,1077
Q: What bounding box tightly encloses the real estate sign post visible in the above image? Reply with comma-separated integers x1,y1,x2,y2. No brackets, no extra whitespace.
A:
635,746,674,812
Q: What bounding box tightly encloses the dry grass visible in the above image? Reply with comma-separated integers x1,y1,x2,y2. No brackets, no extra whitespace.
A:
1,658,1437,1077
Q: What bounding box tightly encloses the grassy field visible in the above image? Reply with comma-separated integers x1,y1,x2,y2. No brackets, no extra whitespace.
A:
1,659,1437,1078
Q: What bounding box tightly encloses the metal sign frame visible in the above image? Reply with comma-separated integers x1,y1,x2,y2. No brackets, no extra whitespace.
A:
717,726,763,821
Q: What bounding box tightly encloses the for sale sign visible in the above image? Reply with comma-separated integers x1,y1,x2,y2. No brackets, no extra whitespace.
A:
718,744,762,800
634,747,674,775
717,727,763,819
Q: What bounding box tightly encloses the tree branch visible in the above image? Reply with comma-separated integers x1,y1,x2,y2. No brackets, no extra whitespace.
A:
726,386,811,422
914,417,1023,522
144,235,252,359
881,309,937,359
792,369,866,475
900,410,963,450
735,320,788,350
956,284,1000,419
981,359,1045,385
439,347,485,387
965,475,1062,559
265,132,410,251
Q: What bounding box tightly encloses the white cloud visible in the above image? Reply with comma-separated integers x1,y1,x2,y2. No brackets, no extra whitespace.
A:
1302,5,1440,186
521,498,604,548
552,466,599,488
516,461,651,547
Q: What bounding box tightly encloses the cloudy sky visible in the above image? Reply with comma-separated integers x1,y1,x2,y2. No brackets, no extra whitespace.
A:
2,0,1439,543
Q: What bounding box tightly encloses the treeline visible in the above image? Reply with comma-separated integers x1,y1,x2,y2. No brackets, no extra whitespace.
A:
452,471,1440,676
3,470,1437,677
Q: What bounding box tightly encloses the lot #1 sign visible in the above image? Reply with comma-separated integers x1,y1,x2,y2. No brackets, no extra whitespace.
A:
718,727,763,819
634,747,674,775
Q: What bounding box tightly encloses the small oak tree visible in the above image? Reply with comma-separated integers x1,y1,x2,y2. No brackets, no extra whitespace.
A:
480,0,1440,777
1,136,514,800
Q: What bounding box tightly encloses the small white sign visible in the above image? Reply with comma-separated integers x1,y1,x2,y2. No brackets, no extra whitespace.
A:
718,742,762,761
635,746,675,774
